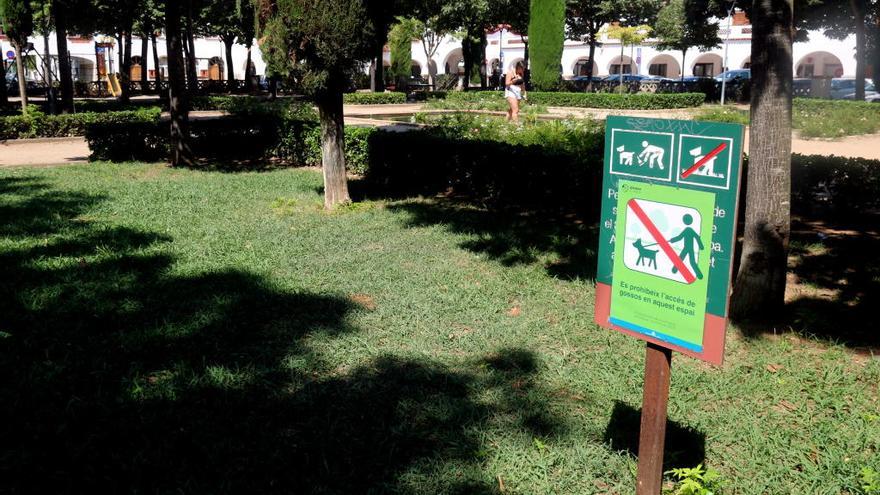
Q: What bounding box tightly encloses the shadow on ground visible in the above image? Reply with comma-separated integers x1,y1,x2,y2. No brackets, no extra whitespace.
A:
736,216,880,349
603,401,706,471
0,176,572,493
386,198,599,281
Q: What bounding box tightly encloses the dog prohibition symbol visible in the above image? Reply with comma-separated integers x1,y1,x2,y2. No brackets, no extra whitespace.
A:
632,238,659,269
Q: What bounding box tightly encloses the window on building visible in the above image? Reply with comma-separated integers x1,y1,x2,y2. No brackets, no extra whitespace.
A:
823,64,842,77
649,64,667,77
609,64,632,75
797,64,814,78
574,59,594,76
693,63,715,77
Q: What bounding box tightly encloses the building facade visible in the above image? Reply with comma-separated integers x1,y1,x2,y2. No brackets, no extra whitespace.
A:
0,33,266,84
406,13,860,81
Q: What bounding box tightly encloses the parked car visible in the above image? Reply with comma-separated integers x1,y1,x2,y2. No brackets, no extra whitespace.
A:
714,69,750,83
830,78,875,100
601,74,655,83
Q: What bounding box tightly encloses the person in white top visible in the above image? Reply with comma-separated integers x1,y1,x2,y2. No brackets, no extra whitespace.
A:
505,62,527,122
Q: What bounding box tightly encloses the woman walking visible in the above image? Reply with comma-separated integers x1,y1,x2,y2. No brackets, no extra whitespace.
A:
505,62,527,122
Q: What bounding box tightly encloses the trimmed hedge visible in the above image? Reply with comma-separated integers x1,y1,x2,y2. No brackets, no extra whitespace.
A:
0,107,161,140
343,92,407,105
445,91,705,109
85,112,878,217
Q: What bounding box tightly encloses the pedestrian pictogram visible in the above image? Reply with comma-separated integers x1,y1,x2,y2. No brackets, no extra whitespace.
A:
623,199,704,284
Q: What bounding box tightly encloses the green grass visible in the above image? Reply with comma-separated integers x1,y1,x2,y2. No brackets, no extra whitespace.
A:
1,163,878,494
695,99,880,139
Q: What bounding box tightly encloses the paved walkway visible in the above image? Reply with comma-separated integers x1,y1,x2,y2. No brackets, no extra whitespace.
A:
3,105,880,166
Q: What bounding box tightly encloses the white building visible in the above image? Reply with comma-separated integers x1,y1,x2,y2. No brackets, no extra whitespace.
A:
1,11,860,88
404,13,859,81
0,32,266,84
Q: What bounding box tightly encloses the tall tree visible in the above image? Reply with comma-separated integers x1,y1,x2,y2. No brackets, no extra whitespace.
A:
202,0,257,85
165,0,193,166
653,0,721,80
528,0,566,90
389,17,418,89
797,0,872,100
1,0,34,111
52,0,95,113
604,23,651,83
730,0,794,319
256,0,376,209
409,15,448,87
567,0,660,82
437,0,493,90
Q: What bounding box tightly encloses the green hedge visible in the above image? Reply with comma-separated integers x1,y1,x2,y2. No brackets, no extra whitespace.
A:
445,91,705,109
85,111,878,216
343,92,407,105
0,107,162,140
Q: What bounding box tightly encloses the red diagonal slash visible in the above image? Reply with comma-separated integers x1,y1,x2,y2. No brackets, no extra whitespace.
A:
627,199,696,284
681,142,728,179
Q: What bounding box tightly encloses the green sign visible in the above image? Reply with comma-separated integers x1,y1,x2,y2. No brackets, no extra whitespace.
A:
595,116,744,365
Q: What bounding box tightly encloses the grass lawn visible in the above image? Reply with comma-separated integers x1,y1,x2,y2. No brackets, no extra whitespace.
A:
696,99,880,139
1,163,878,494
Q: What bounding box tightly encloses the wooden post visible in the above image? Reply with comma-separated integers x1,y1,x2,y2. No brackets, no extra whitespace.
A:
636,342,673,495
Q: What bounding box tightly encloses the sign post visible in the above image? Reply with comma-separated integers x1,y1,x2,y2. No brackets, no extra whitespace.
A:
595,116,744,493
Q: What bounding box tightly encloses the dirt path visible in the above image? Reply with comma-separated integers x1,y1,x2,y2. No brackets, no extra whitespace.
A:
0,137,90,167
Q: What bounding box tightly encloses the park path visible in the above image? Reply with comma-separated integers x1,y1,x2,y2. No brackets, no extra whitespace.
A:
2,105,880,166
0,137,90,168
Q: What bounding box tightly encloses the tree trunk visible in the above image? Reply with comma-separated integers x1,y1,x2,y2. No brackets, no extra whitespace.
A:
0,60,8,106
54,11,74,113
730,0,794,320
224,37,235,85
13,42,28,111
120,30,133,102
316,86,351,209
462,36,474,92
851,0,867,101
151,32,162,84
165,0,193,167
185,1,199,92
244,41,254,90
140,33,149,90
522,36,530,87
681,50,687,81
371,29,387,92
43,33,56,114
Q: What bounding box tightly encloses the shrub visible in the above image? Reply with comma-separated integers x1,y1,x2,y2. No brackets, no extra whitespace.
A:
343,92,407,105
528,0,567,91
527,91,705,109
445,91,704,109
789,153,880,216
0,107,162,140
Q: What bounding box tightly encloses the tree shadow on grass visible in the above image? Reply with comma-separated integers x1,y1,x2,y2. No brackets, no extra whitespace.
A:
0,176,563,493
738,216,880,350
603,401,706,472
385,198,599,281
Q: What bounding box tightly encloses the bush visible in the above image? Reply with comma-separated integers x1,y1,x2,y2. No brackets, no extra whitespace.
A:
444,91,704,109
343,92,408,105
789,153,880,216
528,91,705,109
527,0,566,91
0,107,162,140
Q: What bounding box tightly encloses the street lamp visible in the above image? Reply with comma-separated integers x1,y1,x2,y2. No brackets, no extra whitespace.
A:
720,0,737,106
